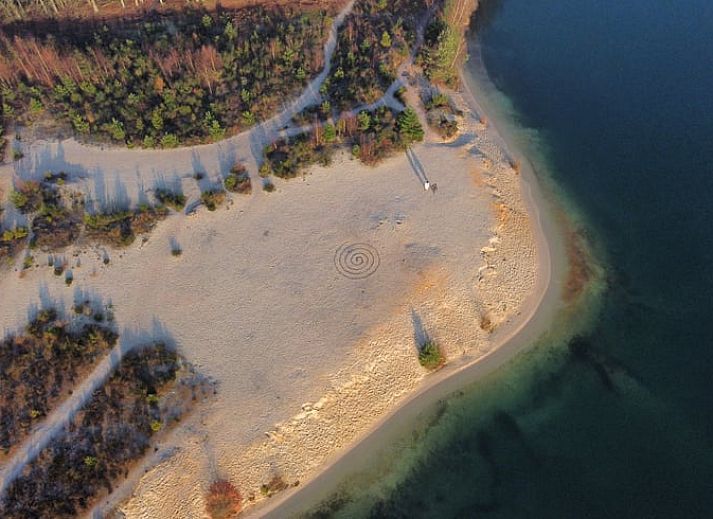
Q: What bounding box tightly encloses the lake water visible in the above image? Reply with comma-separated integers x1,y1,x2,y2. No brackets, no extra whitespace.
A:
303,0,713,516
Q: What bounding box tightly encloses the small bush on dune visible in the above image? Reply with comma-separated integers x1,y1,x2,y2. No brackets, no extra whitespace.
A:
224,164,251,194
206,480,242,519
1,226,28,242
10,181,44,213
418,339,444,370
154,188,186,211
201,189,226,211
0,226,27,264
259,475,289,497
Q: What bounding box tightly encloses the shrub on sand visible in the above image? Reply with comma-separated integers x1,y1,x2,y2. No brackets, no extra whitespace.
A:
201,189,226,211
206,480,242,519
418,339,444,370
154,188,186,211
259,475,289,497
9,181,43,213
224,164,251,194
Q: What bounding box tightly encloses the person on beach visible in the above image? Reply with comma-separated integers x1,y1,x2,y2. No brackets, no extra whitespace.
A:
424,181,430,191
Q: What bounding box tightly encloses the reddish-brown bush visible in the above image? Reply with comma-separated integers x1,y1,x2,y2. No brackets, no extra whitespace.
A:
206,480,242,519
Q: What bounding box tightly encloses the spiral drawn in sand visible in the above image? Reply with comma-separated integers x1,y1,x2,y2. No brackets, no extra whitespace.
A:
335,243,380,279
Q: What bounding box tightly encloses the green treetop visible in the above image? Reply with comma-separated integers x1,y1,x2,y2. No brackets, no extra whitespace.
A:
397,108,424,146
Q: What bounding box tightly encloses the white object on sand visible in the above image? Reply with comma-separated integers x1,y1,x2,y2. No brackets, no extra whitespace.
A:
424,181,430,191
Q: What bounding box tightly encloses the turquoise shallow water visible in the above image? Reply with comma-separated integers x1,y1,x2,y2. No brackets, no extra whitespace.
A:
302,0,713,517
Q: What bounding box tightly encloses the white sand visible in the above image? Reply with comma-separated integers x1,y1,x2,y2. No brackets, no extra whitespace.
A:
0,1,550,513
0,85,541,517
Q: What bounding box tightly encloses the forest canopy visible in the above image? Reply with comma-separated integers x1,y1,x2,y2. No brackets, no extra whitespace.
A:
0,5,331,147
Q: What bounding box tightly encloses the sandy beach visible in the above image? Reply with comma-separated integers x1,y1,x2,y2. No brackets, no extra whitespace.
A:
0,2,562,516
248,63,568,519
0,90,552,518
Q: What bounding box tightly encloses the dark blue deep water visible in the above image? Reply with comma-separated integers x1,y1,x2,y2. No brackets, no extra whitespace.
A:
305,0,713,517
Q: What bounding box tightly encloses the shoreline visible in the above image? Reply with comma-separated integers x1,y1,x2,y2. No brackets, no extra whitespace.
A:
0,3,568,515
248,40,568,519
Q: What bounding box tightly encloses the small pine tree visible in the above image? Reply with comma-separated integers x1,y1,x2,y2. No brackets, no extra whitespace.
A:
397,108,424,146
357,111,371,131
323,123,337,143
380,31,392,48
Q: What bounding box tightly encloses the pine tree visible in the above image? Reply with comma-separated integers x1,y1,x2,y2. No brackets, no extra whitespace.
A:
397,107,424,146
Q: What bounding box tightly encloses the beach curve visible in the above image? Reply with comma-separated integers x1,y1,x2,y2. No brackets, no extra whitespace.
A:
245,55,565,518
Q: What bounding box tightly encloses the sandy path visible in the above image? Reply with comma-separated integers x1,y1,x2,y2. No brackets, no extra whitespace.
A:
11,0,358,200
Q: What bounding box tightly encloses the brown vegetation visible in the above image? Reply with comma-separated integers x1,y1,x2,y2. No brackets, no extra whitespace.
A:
206,480,242,519
0,307,117,455
259,474,289,497
0,0,343,24
479,313,495,333
0,342,190,518
200,189,226,211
